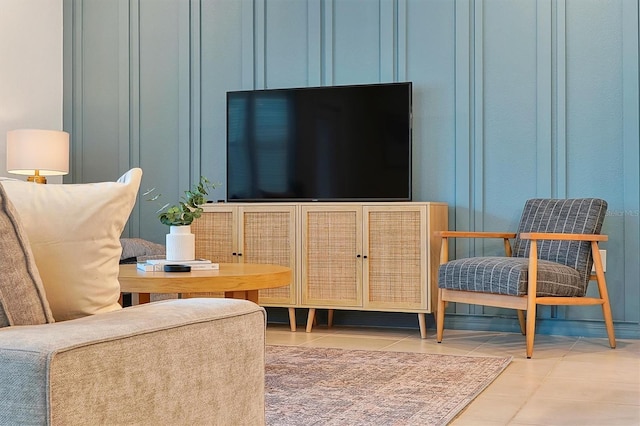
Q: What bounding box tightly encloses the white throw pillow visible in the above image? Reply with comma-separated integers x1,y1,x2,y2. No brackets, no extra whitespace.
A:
1,168,142,321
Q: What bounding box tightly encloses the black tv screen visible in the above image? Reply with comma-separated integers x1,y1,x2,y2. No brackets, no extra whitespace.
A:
226,82,412,201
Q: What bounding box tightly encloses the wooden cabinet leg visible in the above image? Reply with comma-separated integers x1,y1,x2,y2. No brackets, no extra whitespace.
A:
288,307,296,332
306,308,316,333
418,313,427,339
327,309,334,328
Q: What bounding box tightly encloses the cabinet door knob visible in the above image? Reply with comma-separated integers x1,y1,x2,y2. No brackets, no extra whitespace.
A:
232,252,237,256
356,254,361,258
238,253,243,256
363,255,368,259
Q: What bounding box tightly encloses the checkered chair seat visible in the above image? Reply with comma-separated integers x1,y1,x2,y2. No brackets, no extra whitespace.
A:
438,256,582,297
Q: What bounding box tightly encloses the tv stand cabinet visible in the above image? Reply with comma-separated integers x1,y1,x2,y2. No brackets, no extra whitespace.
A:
192,201,448,338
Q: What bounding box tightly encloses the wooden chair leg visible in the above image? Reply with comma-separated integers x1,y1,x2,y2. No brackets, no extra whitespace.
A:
525,298,537,359
327,309,334,328
288,307,296,332
592,243,616,349
305,308,316,333
517,310,526,335
601,301,616,349
436,289,446,343
526,242,538,359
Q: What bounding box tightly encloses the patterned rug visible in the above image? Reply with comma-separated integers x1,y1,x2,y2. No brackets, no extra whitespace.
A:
265,345,511,426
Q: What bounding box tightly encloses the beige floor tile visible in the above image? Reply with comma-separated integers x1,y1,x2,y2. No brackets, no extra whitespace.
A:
266,331,328,346
474,370,544,399
452,394,524,424
512,397,640,425
500,357,560,378
470,333,577,359
534,377,640,405
327,325,417,339
383,338,475,356
548,358,640,384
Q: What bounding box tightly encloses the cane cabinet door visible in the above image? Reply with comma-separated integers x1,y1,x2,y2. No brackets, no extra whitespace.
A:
301,205,362,307
193,206,237,263
238,205,297,305
363,205,428,311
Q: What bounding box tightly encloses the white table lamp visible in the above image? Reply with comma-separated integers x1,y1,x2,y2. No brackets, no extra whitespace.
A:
6,129,70,184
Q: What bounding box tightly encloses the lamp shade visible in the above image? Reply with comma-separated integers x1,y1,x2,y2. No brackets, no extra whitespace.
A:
6,129,70,176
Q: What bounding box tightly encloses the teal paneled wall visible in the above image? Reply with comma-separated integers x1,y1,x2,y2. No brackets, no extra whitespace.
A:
64,0,639,338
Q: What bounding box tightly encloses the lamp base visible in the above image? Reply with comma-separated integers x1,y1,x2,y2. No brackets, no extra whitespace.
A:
27,175,47,184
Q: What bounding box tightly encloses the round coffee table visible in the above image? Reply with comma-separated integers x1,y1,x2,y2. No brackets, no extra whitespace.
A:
118,263,291,304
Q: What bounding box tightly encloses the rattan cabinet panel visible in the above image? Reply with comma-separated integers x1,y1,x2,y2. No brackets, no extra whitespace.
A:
364,207,426,310
301,206,363,307
240,207,296,305
191,207,236,298
193,207,236,263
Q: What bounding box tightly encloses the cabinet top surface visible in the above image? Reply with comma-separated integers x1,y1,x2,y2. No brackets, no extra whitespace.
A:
203,201,448,211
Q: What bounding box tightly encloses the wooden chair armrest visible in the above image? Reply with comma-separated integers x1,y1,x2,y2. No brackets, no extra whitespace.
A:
435,232,515,263
434,231,517,239
519,232,608,242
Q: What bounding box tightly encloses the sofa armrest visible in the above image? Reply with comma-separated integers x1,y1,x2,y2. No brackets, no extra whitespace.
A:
0,298,266,425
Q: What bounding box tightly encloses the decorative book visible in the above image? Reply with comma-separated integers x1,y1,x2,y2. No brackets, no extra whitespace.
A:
136,258,219,272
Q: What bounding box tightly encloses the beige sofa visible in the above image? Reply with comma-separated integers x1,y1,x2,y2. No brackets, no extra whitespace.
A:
0,170,266,424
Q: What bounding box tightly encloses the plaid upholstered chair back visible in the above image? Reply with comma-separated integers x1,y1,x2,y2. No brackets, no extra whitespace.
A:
512,198,608,292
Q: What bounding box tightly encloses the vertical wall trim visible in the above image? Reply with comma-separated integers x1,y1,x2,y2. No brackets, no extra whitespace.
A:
454,0,473,259
118,0,136,235
472,0,484,246
118,0,130,173
536,0,552,197
178,2,191,193
621,0,640,321
129,0,141,173
71,0,84,183
471,0,485,315
323,0,334,86
380,0,395,82
241,0,254,89
308,0,322,86
190,0,202,183
397,0,407,81
254,0,266,88
555,0,567,198
62,0,73,183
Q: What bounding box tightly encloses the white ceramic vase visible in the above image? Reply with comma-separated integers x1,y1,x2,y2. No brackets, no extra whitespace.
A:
165,225,195,261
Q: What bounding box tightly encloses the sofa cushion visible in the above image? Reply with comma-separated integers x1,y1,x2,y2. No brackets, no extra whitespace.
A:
1,169,142,321
119,237,165,264
0,184,54,327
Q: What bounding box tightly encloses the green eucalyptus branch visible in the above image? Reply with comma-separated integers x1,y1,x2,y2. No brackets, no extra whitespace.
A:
143,176,216,226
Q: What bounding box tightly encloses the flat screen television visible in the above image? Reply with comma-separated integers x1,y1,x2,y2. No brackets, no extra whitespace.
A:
226,82,412,202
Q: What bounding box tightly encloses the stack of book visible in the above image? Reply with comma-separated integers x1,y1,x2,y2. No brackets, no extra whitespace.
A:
136,258,219,272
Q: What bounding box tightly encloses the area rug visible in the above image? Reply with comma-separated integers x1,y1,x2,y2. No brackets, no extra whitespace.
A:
265,345,511,426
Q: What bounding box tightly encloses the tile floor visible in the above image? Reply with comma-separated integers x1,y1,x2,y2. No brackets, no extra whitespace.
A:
266,323,640,425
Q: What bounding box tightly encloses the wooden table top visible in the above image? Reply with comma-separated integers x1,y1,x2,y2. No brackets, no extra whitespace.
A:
118,263,291,294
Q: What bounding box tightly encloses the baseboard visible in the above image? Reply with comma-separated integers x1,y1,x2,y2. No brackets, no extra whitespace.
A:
265,307,640,340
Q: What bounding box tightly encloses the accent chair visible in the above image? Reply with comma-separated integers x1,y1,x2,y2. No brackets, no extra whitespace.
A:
435,198,615,358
